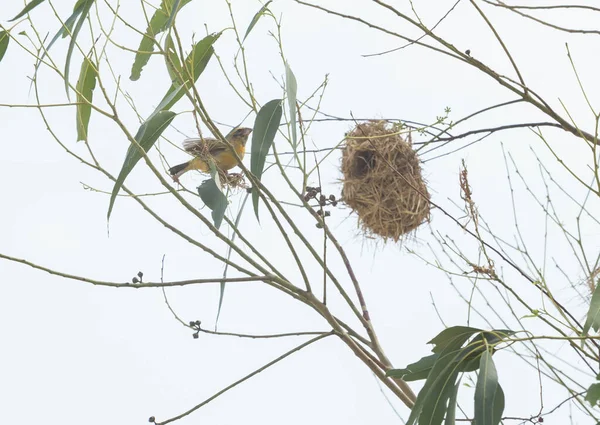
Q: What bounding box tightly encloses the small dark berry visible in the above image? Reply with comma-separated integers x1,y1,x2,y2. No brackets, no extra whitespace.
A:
465,49,471,56
316,209,323,216
132,277,139,284
148,416,155,423
303,194,311,202
193,332,199,339
195,320,201,326
316,186,322,193
329,194,336,202
324,211,331,217
538,418,543,423
137,271,143,278
189,321,195,327
316,222,323,229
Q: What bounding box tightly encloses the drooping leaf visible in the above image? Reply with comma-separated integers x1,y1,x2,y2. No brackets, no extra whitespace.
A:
155,32,221,113
215,192,249,329
406,340,476,424
285,62,298,148
9,0,46,22
586,383,600,406
63,0,95,99
197,161,228,230
428,326,482,354
108,111,176,221
243,0,273,41
164,33,182,83
387,354,439,382
406,327,484,425
61,0,88,38
474,350,499,425
251,99,282,220
75,55,97,142
492,384,505,425
0,32,9,63
34,0,89,74
130,0,193,81
444,378,461,425
164,0,181,30
583,282,600,335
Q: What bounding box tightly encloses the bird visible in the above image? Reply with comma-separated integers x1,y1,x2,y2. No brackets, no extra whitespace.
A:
168,127,253,182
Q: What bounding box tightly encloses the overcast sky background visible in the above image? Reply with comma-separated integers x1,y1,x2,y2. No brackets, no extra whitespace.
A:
1,1,599,424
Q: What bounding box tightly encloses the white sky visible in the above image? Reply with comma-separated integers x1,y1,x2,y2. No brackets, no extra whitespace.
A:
1,1,599,424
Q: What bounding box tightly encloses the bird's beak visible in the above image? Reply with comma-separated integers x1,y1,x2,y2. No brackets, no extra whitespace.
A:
243,128,253,137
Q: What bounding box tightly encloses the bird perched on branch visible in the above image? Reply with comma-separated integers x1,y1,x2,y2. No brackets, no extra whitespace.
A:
168,127,253,182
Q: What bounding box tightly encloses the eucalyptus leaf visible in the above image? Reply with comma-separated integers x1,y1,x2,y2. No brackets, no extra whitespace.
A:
164,0,181,30
63,0,95,99
583,282,600,335
130,0,193,81
108,111,176,222
474,350,499,425
243,0,272,41
428,326,482,354
197,162,228,230
251,99,282,220
75,55,97,142
164,33,182,83
444,378,461,425
586,383,600,406
34,0,88,75
9,0,45,22
0,32,9,63
155,32,221,113
492,384,505,425
285,62,298,148
387,354,439,382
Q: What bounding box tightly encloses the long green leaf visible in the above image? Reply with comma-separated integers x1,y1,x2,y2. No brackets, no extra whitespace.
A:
429,326,482,354
75,55,97,142
474,350,498,425
387,354,439,382
492,384,505,425
285,62,298,148
198,162,228,230
64,0,95,99
9,0,46,22
0,31,9,63
251,99,282,220
586,383,600,406
108,111,176,221
34,0,87,74
583,282,600,335
130,0,193,81
164,0,181,30
444,378,461,425
406,327,482,425
155,32,221,113
164,33,182,83
216,192,250,329
243,0,273,41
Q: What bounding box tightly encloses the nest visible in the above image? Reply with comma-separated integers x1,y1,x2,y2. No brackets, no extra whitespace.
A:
341,121,431,242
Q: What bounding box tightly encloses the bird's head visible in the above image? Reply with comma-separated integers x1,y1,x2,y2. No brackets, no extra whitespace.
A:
228,127,253,145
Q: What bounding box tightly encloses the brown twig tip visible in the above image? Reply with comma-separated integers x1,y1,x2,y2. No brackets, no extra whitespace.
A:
341,120,431,242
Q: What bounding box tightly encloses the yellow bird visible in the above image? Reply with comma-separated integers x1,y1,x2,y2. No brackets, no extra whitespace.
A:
168,127,253,182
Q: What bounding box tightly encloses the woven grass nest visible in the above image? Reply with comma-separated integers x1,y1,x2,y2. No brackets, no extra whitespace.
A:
341,120,431,242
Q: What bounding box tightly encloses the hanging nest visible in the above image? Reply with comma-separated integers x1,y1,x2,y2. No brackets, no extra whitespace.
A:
341,120,431,242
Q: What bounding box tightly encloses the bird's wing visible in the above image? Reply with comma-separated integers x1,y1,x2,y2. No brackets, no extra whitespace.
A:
183,137,229,157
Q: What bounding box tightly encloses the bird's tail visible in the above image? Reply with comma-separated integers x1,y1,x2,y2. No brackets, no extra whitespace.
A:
168,161,190,182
